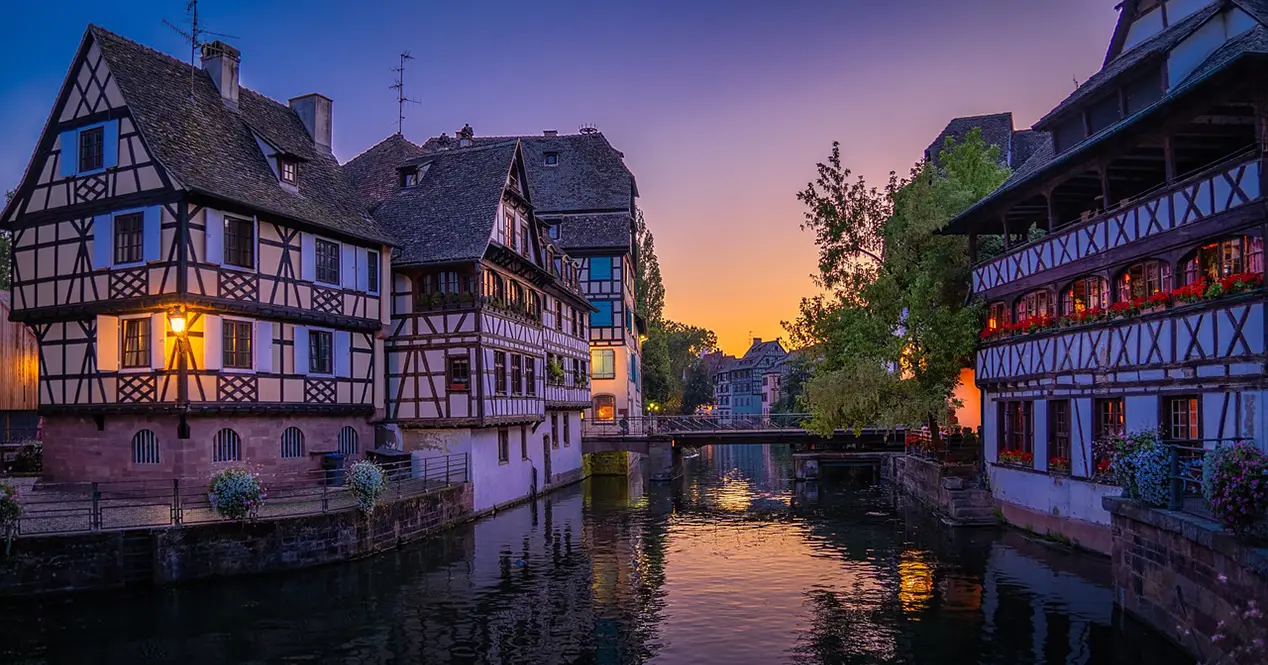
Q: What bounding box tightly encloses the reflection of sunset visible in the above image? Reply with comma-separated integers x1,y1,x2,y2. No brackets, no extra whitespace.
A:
898,552,934,615
713,475,755,512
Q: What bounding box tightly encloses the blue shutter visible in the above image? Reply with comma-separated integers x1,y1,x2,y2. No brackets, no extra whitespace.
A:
204,209,224,264
255,321,273,373
102,120,119,169
93,214,113,269
60,130,78,176
591,301,613,327
143,206,161,263
590,257,612,280
334,330,351,377
300,233,316,281
294,326,310,375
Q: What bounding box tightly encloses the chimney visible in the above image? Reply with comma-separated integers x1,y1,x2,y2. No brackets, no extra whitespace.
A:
458,123,474,147
543,130,558,137
200,40,240,107
289,94,333,154
753,337,763,346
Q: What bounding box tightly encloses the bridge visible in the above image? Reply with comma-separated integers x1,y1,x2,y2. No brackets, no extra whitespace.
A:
580,414,904,455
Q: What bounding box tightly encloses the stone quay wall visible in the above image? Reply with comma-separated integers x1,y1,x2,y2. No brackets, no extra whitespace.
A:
890,454,994,525
0,482,472,598
1105,497,1268,664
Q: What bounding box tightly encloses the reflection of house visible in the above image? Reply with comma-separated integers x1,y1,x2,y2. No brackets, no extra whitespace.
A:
941,0,1268,551
710,338,787,417
422,130,644,423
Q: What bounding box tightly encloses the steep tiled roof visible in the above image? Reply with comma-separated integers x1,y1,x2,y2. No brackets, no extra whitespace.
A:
924,113,1015,167
89,26,389,244
343,133,427,213
547,213,632,252
369,141,518,266
1010,130,1050,171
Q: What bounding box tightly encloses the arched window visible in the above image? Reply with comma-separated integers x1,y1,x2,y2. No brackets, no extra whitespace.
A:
1061,276,1109,316
131,429,159,465
1117,259,1172,301
985,302,1007,333
1182,236,1264,284
593,394,616,422
281,427,304,459
214,428,241,462
338,426,358,457
1013,290,1054,324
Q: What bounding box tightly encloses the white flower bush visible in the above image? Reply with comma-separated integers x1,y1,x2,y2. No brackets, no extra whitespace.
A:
208,468,264,521
349,460,388,514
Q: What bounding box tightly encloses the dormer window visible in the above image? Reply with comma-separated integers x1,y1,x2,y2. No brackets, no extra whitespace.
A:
402,169,418,187
544,152,559,166
279,158,297,185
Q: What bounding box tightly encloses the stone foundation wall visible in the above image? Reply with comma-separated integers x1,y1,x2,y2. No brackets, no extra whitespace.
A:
0,483,472,597
890,454,993,525
42,413,375,483
1105,497,1268,664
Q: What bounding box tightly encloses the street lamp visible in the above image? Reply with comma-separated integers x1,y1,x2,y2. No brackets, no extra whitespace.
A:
167,305,188,336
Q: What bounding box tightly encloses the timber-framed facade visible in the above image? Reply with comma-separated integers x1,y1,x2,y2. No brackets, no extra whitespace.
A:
942,0,1268,548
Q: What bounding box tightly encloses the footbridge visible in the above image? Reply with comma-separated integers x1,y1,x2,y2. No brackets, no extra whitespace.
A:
581,414,903,455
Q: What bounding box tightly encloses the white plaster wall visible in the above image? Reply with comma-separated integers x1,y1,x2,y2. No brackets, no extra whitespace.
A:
590,349,635,418
549,411,584,481
983,394,999,463
1033,399,1049,472
1125,395,1157,434
989,465,1119,526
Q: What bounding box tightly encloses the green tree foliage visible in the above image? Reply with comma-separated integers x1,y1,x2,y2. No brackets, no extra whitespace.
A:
633,209,665,323
788,129,1009,435
771,354,813,414
0,190,12,290
681,360,715,416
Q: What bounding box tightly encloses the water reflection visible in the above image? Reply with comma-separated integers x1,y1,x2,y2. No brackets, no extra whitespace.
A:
0,444,1191,664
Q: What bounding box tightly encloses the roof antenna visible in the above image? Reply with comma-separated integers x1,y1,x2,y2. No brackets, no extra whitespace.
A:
164,0,237,103
390,51,419,136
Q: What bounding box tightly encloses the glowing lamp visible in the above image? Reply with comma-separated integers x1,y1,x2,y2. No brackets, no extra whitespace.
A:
167,306,188,335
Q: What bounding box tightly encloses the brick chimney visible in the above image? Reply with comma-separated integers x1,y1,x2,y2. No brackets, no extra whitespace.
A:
289,94,333,154
200,40,240,107
458,123,474,147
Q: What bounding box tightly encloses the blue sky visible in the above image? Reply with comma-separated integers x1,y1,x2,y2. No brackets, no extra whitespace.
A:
0,0,1120,352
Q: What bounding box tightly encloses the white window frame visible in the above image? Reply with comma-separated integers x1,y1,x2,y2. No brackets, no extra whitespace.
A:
117,314,152,374
110,206,150,269
220,315,256,374
307,327,336,377
313,236,342,286
365,249,381,295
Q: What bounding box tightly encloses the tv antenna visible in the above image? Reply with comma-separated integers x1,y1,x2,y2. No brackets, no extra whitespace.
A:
390,51,419,135
164,0,238,101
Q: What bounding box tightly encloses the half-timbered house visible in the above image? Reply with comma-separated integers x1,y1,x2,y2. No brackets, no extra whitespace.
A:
346,136,593,511
423,129,645,423
942,0,1268,550
3,27,389,481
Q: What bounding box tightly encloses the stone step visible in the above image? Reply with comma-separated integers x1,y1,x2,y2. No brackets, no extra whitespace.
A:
951,506,998,520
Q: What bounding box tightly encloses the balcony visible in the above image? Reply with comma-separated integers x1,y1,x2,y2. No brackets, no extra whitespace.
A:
972,154,1262,296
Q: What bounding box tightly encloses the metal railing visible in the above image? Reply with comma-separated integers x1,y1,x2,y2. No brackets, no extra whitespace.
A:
1164,439,1228,518
4,453,468,537
582,413,813,438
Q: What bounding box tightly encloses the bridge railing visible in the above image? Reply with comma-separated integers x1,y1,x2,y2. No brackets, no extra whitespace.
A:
582,413,813,438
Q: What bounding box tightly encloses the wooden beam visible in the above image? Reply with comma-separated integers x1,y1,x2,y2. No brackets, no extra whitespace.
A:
1046,191,1058,232
968,233,979,264
1099,165,1113,212
1001,215,1012,249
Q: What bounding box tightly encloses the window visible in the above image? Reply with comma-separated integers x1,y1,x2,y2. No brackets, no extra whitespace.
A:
544,152,559,166
1052,116,1087,154
223,217,255,269
1095,397,1125,441
1049,400,1071,467
1014,290,1053,324
572,309,581,337
315,238,340,285
1167,396,1200,441
279,158,297,184
498,429,510,464
505,210,516,248
563,416,570,447
492,350,507,394
366,250,380,294
591,301,614,327
121,317,150,369
548,224,560,239
555,300,564,331
1183,236,1264,284
594,395,616,421
1061,276,1109,316
520,428,529,460
592,349,616,379
131,429,159,465
448,356,470,392
1118,259,1171,301
551,414,559,450
114,212,144,265
438,271,460,294
1125,68,1164,114
1087,94,1121,135
520,221,529,255
310,330,333,375
511,353,523,394
526,357,537,396
79,125,105,173
223,319,253,370
213,428,241,462
338,426,358,457
281,427,304,459
999,401,1033,456
590,257,613,281
402,169,419,187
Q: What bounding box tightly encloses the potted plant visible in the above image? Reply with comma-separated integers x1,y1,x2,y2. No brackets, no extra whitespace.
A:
547,358,565,385
1049,456,1070,474
998,450,1033,467
348,460,388,515
1202,441,1268,536
208,468,265,521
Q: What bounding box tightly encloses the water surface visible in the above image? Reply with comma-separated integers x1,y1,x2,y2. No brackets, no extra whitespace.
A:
0,444,1192,664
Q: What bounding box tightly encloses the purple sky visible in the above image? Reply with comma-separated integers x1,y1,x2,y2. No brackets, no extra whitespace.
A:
0,0,1121,354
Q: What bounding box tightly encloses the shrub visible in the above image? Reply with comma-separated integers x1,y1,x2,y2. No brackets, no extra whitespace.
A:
1131,444,1172,507
208,468,264,521
348,460,388,514
1110,430,1161,497
1202,441,1268,535
10,442,41,473
0,482,21,529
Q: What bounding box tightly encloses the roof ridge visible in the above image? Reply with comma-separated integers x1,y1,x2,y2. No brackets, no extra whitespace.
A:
343,133,424,167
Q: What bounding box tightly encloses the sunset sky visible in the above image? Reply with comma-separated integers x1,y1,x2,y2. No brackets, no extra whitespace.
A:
0,0,1120,355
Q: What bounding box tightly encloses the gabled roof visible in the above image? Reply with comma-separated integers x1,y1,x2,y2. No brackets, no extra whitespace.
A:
88,26,389,244
923,113,1016,167
548,213,632,251
368,140,519,266
342,133,427,213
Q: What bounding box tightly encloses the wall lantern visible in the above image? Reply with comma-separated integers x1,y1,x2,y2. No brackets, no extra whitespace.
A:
167,305,188,336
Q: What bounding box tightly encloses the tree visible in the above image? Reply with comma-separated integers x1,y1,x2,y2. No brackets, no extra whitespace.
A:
0,190,11,290
633,209,664,323
789,129,1009,436
771,354,813,414
681,360,714,415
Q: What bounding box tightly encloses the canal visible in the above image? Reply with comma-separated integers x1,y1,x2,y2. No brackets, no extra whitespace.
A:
0,445,1192,664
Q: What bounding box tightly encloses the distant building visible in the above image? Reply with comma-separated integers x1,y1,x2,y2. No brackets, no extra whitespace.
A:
711,339,787,417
